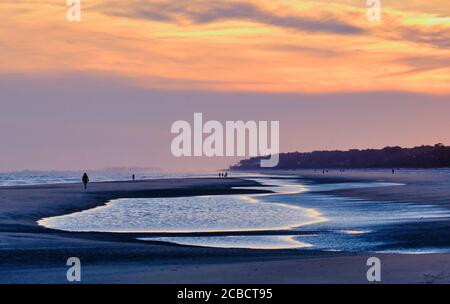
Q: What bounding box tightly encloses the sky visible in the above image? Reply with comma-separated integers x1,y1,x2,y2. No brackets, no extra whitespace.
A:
0,0,449,172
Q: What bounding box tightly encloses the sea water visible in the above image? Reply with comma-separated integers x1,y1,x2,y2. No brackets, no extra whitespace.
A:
37,176,450,252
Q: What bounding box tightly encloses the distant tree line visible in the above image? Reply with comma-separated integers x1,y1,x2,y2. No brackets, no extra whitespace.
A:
230,144,450,170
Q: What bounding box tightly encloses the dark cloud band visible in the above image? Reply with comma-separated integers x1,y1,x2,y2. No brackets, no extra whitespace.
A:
96,0,364,35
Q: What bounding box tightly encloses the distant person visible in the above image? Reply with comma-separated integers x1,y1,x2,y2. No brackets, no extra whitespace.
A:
132,174,135,181
82,173,89,190
392,169,395,174
224,172,228,178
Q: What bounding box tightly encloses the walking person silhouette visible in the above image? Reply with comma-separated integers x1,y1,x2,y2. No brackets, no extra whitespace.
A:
82,173,89,190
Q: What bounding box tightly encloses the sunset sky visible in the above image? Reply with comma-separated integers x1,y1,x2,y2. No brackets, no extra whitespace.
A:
1,0,449,171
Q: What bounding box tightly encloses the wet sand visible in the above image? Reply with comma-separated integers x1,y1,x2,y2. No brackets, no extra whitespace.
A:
1,174,450,283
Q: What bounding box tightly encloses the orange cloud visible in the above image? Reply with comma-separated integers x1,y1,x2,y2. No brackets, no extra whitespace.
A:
0,0,449,93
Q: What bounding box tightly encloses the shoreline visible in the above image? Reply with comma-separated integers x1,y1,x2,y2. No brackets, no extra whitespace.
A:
2,174,450,283
0,178,268,233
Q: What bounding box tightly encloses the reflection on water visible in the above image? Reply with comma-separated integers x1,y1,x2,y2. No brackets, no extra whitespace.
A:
140,235,313,250
38,180,325,233
340,230,370,235
37,177,450,252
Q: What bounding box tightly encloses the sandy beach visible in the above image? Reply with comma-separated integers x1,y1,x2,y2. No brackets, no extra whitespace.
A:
1,173,450,283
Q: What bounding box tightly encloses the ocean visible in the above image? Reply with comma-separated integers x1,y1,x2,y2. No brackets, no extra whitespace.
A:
0,170,218,187
35,173,450,253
